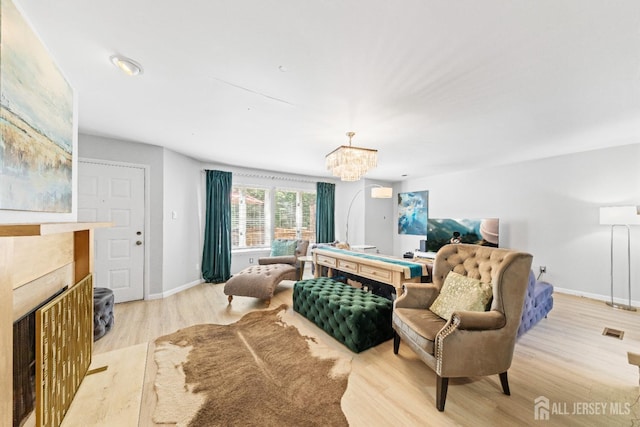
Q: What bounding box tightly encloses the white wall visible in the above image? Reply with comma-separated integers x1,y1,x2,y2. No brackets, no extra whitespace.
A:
393,143,640,305
162,149,203,295
364,180,394,255
336,181,362,243
338,179,395,254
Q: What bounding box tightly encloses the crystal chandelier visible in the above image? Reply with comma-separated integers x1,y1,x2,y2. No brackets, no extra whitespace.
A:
325,132,378,181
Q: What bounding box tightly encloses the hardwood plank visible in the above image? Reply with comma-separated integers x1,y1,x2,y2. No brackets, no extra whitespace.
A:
61,343,149,427
91,280,640,426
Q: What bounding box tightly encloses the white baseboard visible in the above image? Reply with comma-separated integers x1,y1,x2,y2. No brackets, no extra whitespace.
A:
146,278,205,300
554,286,640,308
148,282,639,309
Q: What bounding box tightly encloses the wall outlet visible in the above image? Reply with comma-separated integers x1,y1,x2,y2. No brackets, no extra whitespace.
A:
249,258,254,264
539,266,547,274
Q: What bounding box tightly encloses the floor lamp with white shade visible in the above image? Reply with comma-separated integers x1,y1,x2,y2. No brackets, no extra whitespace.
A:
599,205,640,311
345,185,393,245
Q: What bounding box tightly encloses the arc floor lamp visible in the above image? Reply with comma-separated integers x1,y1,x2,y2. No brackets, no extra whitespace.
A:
599,205,640,311
345,185,393,244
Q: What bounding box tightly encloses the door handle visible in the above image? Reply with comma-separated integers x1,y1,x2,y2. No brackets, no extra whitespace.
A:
136,241,143,246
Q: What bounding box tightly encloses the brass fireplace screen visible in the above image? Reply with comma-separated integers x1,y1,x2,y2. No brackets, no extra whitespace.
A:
35,274,93,427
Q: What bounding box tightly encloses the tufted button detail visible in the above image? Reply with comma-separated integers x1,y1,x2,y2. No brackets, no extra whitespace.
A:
293,278,394,353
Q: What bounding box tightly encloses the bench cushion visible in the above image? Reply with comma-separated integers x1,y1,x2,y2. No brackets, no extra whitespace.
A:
224,264,296,300
293,277,393,353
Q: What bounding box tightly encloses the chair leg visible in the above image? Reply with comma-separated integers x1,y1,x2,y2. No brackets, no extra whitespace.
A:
393,331,400,354
499,371,510,395
436,375,449,411
227,295,233,304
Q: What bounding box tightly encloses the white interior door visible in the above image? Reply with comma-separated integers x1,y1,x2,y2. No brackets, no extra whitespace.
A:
78,160,145,303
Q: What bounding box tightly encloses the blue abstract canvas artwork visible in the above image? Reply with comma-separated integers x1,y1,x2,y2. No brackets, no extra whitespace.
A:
398,191,428,235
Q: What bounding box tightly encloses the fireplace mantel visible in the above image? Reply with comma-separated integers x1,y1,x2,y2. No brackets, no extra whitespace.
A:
0,221,111,236
0,221,110,426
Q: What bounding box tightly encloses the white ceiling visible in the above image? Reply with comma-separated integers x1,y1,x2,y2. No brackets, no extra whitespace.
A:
16,0,640,182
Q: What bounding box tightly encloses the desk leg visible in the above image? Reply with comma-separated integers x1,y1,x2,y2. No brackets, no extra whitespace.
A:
311,264,335,279
299,261,305,281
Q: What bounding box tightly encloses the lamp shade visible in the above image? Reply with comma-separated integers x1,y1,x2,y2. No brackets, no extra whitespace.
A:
371,187,392,198
599,206,640,225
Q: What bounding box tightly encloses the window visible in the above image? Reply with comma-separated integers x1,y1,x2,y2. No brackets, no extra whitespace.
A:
231,187,269,248
232,185,316,249
274,190,317,242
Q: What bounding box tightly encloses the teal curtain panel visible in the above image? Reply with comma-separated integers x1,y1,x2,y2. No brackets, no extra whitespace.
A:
316,182,335,243
202,170,232,283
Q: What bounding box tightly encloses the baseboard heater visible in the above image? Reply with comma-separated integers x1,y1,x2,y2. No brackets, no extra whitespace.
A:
35,274,93,427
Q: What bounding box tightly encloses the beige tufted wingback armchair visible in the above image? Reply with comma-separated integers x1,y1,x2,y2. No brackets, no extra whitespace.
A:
392,243,533,411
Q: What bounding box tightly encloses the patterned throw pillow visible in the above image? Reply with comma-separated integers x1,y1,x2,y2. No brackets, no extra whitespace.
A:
429,271,493,320
270,240,297,257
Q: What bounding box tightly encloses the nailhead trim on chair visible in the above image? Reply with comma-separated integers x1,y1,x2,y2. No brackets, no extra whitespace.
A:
435,316,460,375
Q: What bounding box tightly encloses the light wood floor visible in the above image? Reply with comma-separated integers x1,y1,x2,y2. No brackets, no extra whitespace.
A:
89,276,640,426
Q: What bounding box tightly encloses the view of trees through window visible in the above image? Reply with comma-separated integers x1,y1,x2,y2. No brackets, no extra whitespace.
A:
231,187,267,248
232,186,316,249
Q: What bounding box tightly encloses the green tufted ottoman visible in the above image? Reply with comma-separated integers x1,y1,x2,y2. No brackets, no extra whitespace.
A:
293,277,394,353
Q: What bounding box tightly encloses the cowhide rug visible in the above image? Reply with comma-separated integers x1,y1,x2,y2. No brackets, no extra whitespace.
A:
152,304,351,426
